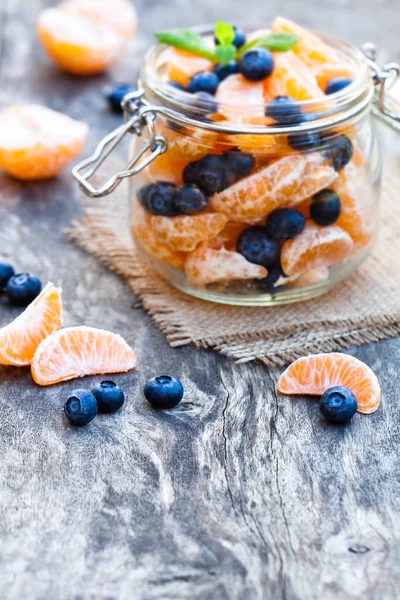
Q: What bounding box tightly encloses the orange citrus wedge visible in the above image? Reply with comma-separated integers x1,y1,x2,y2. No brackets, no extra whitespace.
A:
151,212,228,252
0,283,62,367
157,123,221,163
216,74,267,121
166,48,213,87
31,326,137,386
0,105,88,180
312,63,355,91
264,50,324,101
277,352,381,414
144,151,186,185
280,222,354,277
185,244,267,285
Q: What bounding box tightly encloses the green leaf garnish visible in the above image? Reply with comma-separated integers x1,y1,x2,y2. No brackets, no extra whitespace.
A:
215,44,236,66
155,30,219,63
214,21,235,46
236,33,299,58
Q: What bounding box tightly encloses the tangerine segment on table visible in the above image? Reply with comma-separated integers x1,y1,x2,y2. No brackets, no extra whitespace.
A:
132,202,186,270
280,222,354,277
0,105,88,180
151,212,228,252
166,48,214,87
31,326,137,386
277,352,381,414
185,244,267,285
264,51,324,101
0,283,62,367
61,0,138,41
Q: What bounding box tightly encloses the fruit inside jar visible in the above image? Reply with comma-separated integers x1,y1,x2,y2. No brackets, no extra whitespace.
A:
130,17,381,306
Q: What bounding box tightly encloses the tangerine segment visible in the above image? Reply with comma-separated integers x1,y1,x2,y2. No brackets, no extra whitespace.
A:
151,212,228,252
229,132,291,157
281,222,354,277
144,151,186,185
166,48,213,87
37,8,122,76
208,222,250,251
32,326,137,386
272,16,343,67
132,202,186,270
185,244,267,285
312,63,355,91
216,74,267,121
61,0,138,41
264,51,324,101
156,123,220,162
0,283,62,367
0,105,88,180
277,352,381,414
210,153,325,223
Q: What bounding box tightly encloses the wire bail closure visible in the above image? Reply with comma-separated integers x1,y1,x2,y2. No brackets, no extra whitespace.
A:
362,42,400,124
72,89,167,197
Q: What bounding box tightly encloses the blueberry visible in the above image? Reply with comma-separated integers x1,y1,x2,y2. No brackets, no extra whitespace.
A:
215,26,246,49
168,80,185,91
144,375,184,409
238,49,274,82
237,226,281,267
213,61,239,81
91,380,125,414
6,273,42,306
137,182,180,216
182,161,200,186
310,190,341,226
320,386,358,423
64,390,98,426
0,262,15,290
265,95,303,124
265,209,306,240
325,77,353,95
288,131,323,151
222,150,255,180
191,91,218,113
106,83,136,113
176,185,209,214
258,261,286,292
195,155,228,194
187,71,220,95
323,134,353,171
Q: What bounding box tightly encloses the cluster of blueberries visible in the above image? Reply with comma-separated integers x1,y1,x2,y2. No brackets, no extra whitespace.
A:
65,375,184,426
0,263,42,306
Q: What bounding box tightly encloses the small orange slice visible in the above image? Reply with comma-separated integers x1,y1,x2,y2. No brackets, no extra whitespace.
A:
166,48,213,87
277,352,381,414
264,51,324,101
31,326,137,386
151,212,228,252
281,222,354,277
216,74,267,121
185,244,267,285
0,283,62,367
0,105,88,180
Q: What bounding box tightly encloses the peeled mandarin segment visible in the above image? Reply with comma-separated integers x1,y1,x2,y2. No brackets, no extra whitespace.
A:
278,266,330,287
280,222,354,277
210,153,325,223
156,123,220,163
230,133,292,157
294,164,338,203
207,222,250,251
31,326,137,386
277,352,381,414
185,244,267,285
131,202,186,270
0,283,62,367
144,151,186,185
0,105,88,180
216,74,266,121
37,8,122,75
151,213,228,252
272,16,344,67
263,51,324,101
312,63,356,91
61,0,138,41
166,48,213,87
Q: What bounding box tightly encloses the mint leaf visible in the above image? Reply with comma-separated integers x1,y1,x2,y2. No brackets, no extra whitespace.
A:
155,30,218,63
215,21,235,46
215,44,236,66
236,32,299,58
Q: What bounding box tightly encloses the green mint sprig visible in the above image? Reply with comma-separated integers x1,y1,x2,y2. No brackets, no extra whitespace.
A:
236,33,300,58
155,30,219,63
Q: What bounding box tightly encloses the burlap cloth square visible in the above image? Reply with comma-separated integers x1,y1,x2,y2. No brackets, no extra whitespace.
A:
67,156,400,366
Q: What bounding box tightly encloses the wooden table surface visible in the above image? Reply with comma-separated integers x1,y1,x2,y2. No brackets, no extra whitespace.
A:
1,1,400,599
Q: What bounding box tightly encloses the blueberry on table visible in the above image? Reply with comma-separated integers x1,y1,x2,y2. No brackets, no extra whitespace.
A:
215,25,246,49
238,49,274,82
323,134,353,171
106,83,136,113
0,263,15,290
237,226,281,268
213,61,239,81
325,77,353,95
288,131,323,151
320,386,358,423
265,96,303,124
195,155,228,194
64,390,98,426
265,208,306,240
187,71,220,95
137,182,180,216
168,80,185,91
176,185,209,215
310,190,341,226
144,375,184,409
6,273,42,306
91,381,125,414
222,150,255,180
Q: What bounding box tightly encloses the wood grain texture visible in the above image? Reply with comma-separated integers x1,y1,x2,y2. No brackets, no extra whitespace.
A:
1,1,400,599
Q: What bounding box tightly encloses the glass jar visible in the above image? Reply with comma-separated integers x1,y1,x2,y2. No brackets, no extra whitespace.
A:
73,28,400,306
